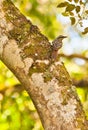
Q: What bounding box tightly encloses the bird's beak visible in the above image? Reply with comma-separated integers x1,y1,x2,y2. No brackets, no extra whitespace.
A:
62,36,67,38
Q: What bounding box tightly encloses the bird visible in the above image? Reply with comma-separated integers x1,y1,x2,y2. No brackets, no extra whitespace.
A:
51,35,67,61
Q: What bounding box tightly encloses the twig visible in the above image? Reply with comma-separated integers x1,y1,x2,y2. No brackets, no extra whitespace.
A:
59,53,88,61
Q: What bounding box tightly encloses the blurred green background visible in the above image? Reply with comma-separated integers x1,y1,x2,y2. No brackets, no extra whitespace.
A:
0,0,88,129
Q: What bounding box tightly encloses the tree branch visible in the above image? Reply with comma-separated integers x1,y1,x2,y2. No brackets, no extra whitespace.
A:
0,0,88,129
73,78,88,87
59,53,88,61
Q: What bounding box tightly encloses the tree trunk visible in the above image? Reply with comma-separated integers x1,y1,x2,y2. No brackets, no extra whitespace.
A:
0,0,88,129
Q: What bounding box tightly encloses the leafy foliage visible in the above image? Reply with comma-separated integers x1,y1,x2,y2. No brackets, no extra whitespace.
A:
57,0,88,34
82,27,88,34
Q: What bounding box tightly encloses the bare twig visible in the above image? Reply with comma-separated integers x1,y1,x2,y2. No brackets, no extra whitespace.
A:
59,53,88,61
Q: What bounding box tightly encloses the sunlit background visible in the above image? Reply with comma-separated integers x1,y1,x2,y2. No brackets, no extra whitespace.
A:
0,0,88,129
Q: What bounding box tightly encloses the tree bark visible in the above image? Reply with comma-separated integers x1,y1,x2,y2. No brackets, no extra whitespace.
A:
0,0,88,129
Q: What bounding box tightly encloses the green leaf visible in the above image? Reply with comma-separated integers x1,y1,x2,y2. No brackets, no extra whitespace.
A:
68,0,72,2
85,10,88,14
70,17,76,25
82,27,88,34
76,6,80,13
78,14,81,19
79,21,83,27
62,12,69,16
74,0,79,3
80,0,84,5
69,11,74,16
57,2,68,8
66,4,75,12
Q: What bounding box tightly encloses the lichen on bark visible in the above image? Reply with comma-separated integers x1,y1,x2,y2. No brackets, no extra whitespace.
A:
2,0,53,77
0,0,88,130
3,0,31,45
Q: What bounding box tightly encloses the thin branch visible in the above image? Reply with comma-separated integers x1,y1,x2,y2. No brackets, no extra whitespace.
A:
73,78,88,87
59,53,88,61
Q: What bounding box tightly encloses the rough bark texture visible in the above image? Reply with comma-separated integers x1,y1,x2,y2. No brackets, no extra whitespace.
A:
0,0,88,130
